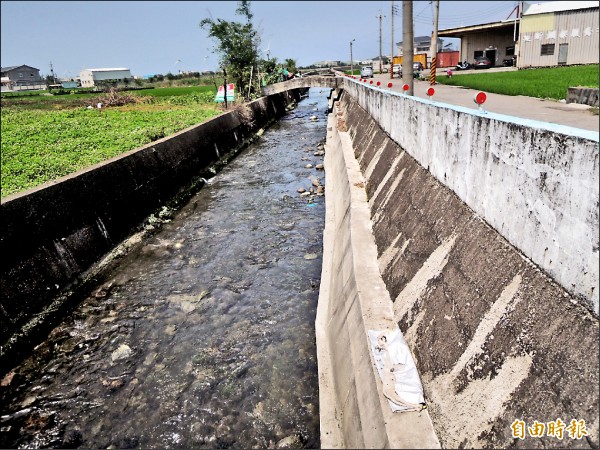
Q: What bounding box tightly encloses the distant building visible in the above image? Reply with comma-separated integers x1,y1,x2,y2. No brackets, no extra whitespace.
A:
79,68,133,87
396,36,444,56
438,1,599,68
1,76,13,89
313,60,342,68
0,65,43,85
438,20,518,67
60,81,79,89
518,1,599,67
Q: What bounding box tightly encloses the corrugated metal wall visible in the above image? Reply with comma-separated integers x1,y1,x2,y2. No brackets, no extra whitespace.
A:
519,8,599,67
437,51,459,67
459,28,517,65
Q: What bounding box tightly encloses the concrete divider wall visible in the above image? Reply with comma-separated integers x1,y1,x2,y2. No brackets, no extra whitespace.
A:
344,79,600,314
0,89,302,365
261,75,339,96
333,90,598,448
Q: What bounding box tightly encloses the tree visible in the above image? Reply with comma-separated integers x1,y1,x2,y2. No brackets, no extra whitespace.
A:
284,58,298,74
200,1,260,101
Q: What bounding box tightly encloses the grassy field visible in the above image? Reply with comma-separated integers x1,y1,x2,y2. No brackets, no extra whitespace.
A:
1,86,220,197
436,64,599,100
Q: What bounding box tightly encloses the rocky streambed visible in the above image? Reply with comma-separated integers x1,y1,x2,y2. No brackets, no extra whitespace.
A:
0,88,331,449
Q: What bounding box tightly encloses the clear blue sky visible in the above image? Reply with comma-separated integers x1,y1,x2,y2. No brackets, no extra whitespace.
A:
1,1,526,78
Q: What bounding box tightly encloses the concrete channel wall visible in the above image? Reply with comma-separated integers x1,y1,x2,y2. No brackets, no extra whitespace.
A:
316,109,440,449
0,89,303,367
319,84,598,447
344,79,599,314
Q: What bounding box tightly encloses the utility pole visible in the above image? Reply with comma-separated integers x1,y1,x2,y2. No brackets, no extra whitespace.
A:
390,1,396,79
350,38,355,75
402,0,413,94
377,12,385,75
49,61,56,84
390,1,401,79
223,67,228,110
430,0,439,86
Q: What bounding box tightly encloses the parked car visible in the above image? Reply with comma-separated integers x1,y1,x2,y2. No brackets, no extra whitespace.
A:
413,62,424,71
474,56,492,69
360,66,374,78
393,64,402,76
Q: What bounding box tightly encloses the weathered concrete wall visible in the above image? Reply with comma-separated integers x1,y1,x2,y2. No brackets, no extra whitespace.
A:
316,108,440,449
567,87,599,107
344,78,600,314
261,75,339,96
335,91,599,448
0,90,302,366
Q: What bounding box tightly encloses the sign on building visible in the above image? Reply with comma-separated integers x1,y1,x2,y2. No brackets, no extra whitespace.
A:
215,83,235,102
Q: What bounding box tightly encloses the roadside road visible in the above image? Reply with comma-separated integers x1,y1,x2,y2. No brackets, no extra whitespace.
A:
370,73,599,132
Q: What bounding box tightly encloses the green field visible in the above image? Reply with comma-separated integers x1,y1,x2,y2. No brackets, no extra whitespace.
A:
1,86,220,197
436,64,599,100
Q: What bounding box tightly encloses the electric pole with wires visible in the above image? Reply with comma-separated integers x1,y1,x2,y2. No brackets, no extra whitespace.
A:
402,0,414,94
377,12,386,75
430,0,439,85
390,1,400,79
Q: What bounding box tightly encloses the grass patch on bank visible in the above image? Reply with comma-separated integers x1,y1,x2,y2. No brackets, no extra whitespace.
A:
1,86,220,197
436,64,599,100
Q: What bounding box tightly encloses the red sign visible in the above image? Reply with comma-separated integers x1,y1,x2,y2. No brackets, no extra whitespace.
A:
217,84,235,93
387,83,393,88
403,84,409,91
427,87,435,97
475,92,487,105
215,83,235,102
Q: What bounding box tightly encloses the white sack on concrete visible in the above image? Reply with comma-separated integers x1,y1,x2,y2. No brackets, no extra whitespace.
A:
368,328,425,412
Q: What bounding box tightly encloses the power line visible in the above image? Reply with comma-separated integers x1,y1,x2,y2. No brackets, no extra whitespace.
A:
414,1,513,23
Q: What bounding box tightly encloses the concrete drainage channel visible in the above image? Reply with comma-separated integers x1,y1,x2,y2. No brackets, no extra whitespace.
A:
0,88,332,448
321,84,598,448
0,89,305,368
1,75,598,448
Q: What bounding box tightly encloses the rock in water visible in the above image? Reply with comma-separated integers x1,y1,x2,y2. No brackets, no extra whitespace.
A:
111,344,132,362
276,435,302,448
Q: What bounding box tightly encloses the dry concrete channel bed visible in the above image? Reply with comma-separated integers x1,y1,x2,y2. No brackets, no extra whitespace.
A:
1,77,599,449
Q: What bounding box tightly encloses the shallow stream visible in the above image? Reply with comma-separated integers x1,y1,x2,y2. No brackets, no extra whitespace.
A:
0,88,330,449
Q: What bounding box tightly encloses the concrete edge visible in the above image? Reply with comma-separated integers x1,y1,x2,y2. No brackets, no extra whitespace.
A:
315,114,345,449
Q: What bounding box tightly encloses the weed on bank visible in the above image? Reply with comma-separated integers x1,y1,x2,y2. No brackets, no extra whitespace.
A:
1,87,220,197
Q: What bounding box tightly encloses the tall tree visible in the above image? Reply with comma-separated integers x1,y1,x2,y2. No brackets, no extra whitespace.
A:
200,1,260,100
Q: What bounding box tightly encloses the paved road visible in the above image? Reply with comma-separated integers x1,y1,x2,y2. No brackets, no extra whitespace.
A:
370,73,599,132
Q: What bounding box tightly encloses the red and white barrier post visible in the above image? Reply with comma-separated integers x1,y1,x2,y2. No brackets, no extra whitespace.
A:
474,91,487,113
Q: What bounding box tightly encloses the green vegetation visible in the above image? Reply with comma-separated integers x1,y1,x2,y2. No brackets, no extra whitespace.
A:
2,0,306,198
436,65,599,100
1,86,220,197
200,1,261,100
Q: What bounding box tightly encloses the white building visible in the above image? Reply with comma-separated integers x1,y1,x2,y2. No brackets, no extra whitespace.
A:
519,1,599,67
79,68,133,87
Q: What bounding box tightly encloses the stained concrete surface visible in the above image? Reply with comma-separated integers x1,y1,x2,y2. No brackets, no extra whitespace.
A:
339,92,599,448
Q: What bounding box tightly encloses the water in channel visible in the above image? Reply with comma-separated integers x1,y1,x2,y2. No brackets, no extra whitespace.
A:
0,88,330,449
